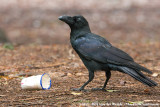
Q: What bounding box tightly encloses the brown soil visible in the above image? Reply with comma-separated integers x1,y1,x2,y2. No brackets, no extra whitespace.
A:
0,42,159,106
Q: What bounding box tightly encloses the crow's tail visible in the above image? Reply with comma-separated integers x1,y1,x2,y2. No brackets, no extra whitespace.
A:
119,66,157,87
126,62,153,74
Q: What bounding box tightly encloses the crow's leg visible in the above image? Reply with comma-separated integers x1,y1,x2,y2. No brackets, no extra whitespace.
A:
103,70,111,89
71,71,94,91
92,70,111,91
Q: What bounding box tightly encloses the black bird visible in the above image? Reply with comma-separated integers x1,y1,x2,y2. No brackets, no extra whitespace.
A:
59,15,157,91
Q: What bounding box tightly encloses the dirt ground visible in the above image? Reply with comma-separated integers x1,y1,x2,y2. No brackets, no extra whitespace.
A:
0,42,159,106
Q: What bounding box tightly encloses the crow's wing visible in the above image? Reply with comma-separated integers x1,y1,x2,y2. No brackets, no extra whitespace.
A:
74,35,134,64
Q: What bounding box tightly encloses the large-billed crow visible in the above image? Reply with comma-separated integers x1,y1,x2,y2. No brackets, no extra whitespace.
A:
59,15,157,91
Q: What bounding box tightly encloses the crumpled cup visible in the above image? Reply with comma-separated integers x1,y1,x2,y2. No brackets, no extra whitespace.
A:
21,73,51,90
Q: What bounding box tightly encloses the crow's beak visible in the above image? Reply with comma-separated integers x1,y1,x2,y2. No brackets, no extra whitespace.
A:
58,15,74,25
58,16,64,20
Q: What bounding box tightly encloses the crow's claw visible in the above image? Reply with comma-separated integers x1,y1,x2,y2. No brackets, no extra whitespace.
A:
71,88,85,91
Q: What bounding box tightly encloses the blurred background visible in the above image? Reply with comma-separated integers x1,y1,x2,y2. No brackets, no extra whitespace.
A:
0,0,160,45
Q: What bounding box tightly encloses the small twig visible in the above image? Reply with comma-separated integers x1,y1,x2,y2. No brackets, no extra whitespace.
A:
0,95,6,97
20,97,44,101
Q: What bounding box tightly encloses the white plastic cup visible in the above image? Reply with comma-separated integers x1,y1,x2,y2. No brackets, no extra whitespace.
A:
21,73,51,90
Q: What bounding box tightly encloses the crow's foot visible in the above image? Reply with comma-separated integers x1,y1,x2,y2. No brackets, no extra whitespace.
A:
71,88,87,92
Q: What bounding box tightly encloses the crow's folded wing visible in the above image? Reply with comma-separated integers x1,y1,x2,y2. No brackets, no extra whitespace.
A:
74,36,134,64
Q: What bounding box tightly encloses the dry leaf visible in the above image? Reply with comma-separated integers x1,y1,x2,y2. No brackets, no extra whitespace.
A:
152,73,158,77
127,101,143,104
107,90,118,92
120,80,127,86
71,92,82,95
144,89,150,93
67,73,72,77
76,73,83,76
144,100,160,102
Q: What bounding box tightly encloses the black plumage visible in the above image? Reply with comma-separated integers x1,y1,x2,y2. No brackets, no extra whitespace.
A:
59,15,157,91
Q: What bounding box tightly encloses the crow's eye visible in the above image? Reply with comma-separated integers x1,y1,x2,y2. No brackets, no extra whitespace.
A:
73,17,81,22
77,17,81,21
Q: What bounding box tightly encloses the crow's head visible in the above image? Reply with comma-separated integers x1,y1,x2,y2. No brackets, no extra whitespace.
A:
59,15,90,30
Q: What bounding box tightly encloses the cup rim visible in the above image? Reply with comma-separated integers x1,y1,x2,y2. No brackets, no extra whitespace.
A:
40,73,51,90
